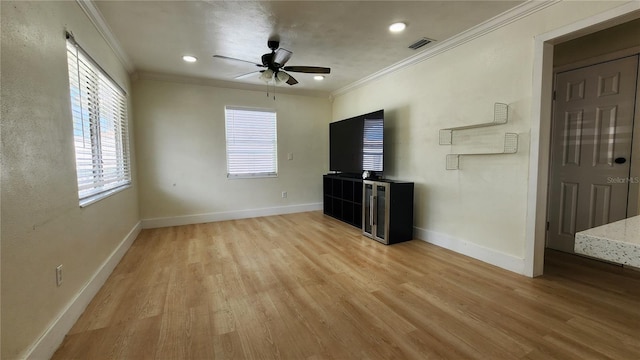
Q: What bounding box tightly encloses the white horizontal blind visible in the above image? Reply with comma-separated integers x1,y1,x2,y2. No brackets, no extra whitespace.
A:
225,107,277,178
67,39,131,204
362,118,384,171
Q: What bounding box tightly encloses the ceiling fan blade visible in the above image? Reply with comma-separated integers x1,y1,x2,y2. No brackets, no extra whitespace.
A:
213,55,263,67
234,70,262,79
273,48,292,67
286,74,298,85
283,66,330,74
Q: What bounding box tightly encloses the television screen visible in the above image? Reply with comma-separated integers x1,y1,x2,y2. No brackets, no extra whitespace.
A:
329,110,384,175
329,116,363,174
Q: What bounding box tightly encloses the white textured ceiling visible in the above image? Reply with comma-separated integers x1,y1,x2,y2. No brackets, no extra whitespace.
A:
94,1,523,93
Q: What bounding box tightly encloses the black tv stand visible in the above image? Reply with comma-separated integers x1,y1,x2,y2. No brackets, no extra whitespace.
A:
332,172,361,179
324,174,415,244
323,174,362,228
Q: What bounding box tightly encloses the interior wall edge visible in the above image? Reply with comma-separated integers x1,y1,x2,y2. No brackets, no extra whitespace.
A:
22,221,142,360
141,203,323,229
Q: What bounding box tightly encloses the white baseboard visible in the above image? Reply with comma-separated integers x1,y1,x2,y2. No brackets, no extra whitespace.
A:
414,226,525,275
25,221,142,360
142,202,323,229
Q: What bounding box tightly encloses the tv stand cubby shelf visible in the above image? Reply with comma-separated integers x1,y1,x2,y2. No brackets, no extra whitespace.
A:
323,174,363,228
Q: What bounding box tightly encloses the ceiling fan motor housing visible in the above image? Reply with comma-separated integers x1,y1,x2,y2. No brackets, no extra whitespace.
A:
267,40,279,51
261,53,274,68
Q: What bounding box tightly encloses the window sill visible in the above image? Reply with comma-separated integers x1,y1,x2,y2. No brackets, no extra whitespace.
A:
79,184,131,208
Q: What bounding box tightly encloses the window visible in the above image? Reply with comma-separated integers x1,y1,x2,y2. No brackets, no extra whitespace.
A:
224,107,277,178
66,36,131,206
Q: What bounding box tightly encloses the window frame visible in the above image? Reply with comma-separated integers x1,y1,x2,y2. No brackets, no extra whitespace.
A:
66,34,131,207
224,106,278,179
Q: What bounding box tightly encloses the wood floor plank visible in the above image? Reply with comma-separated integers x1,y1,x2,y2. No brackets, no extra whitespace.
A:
52,211,640,359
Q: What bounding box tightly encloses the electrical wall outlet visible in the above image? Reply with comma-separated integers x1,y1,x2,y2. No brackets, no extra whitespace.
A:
287,153,293,160
56,265,63,287
282,191,287,198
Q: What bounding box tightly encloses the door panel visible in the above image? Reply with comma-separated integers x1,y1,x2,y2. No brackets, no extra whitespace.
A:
589,184,611,228
566,79,586,101
559,182,578,236
597,72,620,96
547,55,638,253
593,106,617,166
562,110,583,166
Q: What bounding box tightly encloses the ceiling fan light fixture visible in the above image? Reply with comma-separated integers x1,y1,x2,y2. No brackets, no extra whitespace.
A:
276,71,290,83
313,75,325,81
260,69,274,82
389,22,406,33
182,55,197,63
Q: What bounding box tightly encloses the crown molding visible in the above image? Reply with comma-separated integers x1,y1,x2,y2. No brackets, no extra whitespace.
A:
332,0,559,97
135,71,332,98
76,0,134,73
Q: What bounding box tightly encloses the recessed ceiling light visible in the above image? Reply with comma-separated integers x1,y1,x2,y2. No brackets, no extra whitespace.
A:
314,75,325,81
182,55,197,63
389,22,406,33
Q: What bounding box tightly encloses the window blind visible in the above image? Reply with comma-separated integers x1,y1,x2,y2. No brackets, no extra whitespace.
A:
224,107,277,178
363,118,384,171
66,38,131,205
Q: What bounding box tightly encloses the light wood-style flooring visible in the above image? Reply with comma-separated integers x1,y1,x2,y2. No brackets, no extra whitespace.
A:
53,211,640,359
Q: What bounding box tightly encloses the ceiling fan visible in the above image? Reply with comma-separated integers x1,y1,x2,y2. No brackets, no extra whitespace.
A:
213,39,330,86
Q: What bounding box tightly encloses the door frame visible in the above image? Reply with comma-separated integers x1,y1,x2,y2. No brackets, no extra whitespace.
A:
526,2,640,277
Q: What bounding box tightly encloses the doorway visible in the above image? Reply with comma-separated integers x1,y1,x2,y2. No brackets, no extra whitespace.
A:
546,54,639,253
526,4,640,277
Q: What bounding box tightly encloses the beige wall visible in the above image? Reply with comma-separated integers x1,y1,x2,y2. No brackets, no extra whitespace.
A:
332,1,627,263
1,1,139,358
133,77,331,221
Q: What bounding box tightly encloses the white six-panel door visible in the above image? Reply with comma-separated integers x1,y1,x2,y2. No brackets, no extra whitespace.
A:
547,55,638,253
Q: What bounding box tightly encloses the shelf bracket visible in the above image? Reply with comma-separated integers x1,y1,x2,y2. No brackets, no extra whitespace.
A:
446,133,518,170
439,103,508,145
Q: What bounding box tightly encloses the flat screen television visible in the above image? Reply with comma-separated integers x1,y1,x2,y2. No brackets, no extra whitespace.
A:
330,109,384,176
